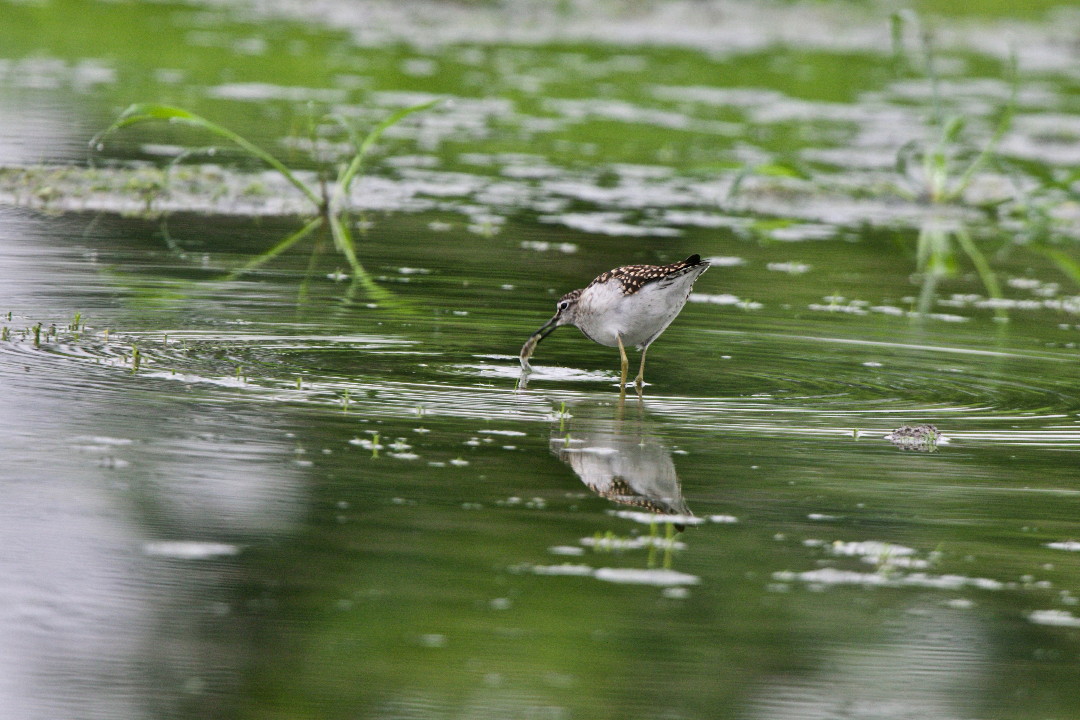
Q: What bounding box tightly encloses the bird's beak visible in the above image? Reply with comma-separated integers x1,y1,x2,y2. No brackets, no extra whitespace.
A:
531,314,561,344
519,314,560,369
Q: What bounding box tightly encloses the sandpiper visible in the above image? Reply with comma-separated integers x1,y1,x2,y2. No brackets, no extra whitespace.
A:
520,254,709,394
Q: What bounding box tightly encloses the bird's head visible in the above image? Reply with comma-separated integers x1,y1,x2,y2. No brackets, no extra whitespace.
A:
519,288,582,368
537,288,583,334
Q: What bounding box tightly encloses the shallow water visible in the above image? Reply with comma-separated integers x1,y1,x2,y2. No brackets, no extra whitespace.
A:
3,1,1080,719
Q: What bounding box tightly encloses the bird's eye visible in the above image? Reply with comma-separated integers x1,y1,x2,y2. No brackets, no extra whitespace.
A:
558,301,569,311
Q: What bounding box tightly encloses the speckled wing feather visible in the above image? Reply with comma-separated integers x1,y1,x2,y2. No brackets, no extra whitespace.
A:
587,254,706,296
601,477,691,521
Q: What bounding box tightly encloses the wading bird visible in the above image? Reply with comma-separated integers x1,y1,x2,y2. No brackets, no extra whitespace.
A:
520,254,709,395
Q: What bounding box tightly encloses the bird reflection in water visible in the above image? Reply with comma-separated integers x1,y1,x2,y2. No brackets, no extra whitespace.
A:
550,402,693,536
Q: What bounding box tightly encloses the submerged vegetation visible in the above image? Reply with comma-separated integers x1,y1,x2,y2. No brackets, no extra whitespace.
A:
91,100,439,301
885,14,1080,314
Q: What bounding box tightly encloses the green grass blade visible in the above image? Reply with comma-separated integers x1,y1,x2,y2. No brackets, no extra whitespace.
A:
327,212,362,274
326,214,405,308
890,12,905,72
953,226,1006,318
915,221,948,273
1032,247,1080,287
948,56,1017,202
337,99,441,193
225,216,323,280
725,165,751,202
95,103,322,209
916,264,939,316
940,116,966,145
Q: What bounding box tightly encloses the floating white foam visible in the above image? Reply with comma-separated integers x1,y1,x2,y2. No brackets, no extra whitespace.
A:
1047,541,1080,552
580,536,687,551
609,510,704,526
767,261,811,274
531,563,594,577
773,567,1004,591
689,293,742,305
143,541,240,559
829,540,917,558
594,568,700,586
689,293,762,310
704,255,746,266
1029,610,1080,628
538,211,681,237
206,82,348,103
530,563,699,586
548,546,586,556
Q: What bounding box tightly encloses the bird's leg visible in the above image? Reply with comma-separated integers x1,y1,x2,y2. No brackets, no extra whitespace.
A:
617,334,628,397
634,344,649,395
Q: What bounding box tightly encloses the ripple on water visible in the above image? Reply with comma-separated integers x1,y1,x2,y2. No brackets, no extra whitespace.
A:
462,360,613,384
5,321,1079,449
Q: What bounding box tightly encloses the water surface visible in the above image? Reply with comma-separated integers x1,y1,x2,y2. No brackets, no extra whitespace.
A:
2,1,1080,719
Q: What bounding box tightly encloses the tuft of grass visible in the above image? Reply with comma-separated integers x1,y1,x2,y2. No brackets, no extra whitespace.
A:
896,107,1015,206
888,13,1022,312
92,100,440,300
556,400,571,432
890,13,1017,207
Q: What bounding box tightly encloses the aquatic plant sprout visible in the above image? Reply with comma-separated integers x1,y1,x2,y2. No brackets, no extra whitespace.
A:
891,10,1017,206
91,100,440,298
887,17,1020,314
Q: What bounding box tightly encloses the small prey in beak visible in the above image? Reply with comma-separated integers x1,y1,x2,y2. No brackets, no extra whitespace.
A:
517,255,709,395
519,314,561,370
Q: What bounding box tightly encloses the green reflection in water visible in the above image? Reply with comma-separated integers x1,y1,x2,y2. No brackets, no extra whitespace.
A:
3,1,1080,719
